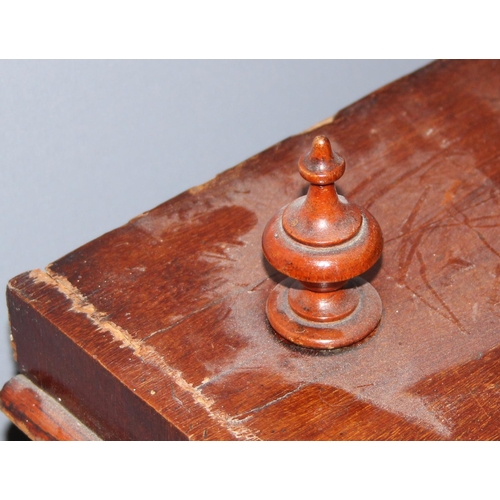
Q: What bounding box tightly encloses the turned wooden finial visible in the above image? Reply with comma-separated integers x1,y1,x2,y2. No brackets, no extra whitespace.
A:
262,135,383,349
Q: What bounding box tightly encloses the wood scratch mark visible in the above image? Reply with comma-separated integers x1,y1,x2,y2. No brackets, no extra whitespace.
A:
171,387,183,406
468,214,500,222
465,188,500,211
395,218,452,289
396,188,432,284
382,266,470,338
470,392,491,422
386,222,462,243
29,268,260,441
386,181,499,245
347,175,373,199
143,273,275,341
450,366,490,423
194,365,265,391
472,232,500,259
233,385,304,422
318,386,351,413
363,152,436,209
416,250,469,335
450,204,500,260
201,251,237,262
401,186,431,235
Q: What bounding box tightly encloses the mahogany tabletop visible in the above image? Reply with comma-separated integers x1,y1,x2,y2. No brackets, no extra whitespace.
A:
2,59,500,440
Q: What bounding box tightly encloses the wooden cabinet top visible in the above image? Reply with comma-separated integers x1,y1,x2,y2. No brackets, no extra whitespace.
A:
3,60,500,440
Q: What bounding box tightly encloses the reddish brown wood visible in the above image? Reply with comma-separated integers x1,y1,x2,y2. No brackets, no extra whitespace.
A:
3,60,500,440
0,375,100,441
262,135,383,349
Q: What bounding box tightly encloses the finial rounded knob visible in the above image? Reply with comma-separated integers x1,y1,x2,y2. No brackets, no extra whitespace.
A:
298,135,345,185
262,135,383,349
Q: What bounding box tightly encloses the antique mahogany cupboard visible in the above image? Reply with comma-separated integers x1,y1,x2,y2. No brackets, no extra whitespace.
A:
2,60,500,441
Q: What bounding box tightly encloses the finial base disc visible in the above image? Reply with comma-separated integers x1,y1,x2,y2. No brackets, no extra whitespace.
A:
266,277,382,350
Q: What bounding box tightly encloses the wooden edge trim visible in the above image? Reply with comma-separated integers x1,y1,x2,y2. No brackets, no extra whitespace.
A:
0,375,101,441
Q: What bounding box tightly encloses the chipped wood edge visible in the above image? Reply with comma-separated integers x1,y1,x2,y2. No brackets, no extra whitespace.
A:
188,114,339,197
0,375,101,441
300,115,336,134
23,268,259,440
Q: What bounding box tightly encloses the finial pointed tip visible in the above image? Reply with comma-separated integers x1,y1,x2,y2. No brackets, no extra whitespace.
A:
311,135,333,161
313,135,328,144
299,135,345,185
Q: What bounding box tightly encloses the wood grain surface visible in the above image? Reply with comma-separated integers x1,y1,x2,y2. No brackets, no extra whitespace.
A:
0,375,99,440
4,60,500,440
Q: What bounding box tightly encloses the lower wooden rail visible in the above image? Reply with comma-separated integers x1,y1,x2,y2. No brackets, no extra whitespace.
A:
0,375,100,441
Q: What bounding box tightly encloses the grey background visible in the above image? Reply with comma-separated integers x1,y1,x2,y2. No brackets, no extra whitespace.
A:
0,60,431,439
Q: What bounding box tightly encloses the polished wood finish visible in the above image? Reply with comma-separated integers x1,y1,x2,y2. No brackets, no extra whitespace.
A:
0,375,99,441
3,60,500,440
262,135,383,348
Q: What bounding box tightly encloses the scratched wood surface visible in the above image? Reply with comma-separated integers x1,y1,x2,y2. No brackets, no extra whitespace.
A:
4,60,500,440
